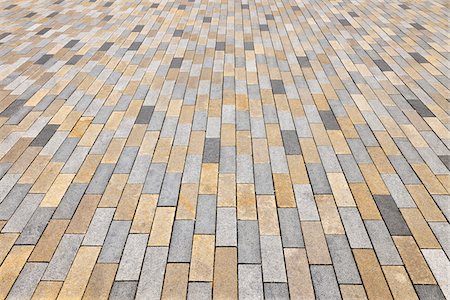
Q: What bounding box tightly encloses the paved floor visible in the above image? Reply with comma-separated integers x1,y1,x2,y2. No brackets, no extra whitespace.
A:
0,0,449,299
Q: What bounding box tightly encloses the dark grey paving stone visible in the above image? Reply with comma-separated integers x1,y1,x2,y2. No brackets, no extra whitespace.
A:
281,130,301,155
260,24,269,31
0,99,26,117
53,183,88,219
271,80,286,94
409,52,429,63
407,100,435,117
339,19,351,26
36,27,51,35
264,283,289,300
411,23,426,30
439,155,450,170
244,42,254,50
170,57,183,68
30,124,59,147
66,55,82,65
319,110,341,130
203,138,220,163
64,40,80,48
99,42,113,51
129,42,142,51
374,195,411,236
133,25,144,32
173,29,183,37
373,59,393,71
297,56,311,67
415,285,445,300
35,54,53,64
135,106,154,124
215,42,225,51
110,281,137,300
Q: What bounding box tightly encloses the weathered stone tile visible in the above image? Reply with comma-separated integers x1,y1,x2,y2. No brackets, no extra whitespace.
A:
189,234,215,282
327,234,361,284
187,282,212,300
339,207,372,249
213,247,237,299
310,265,341,299
0,245,33,298
168,220,194,262
238,264,263,300
116,234,148,281
161,263,189,299
83,263,117,300
57,246,100,299
238,220,261,264
374,195,411,236
365,220,402,265
284,248,314,299
353,249,393,300
136,247,168,300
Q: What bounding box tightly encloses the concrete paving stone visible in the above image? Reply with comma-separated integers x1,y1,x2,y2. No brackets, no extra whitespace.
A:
136,247,168,300
260,235,287,282
310,265,341,300
195,195,216,234
374,195,412,236
365,220,402,265
187,282,212,300
238,264,264,300
43,234,84,281
168,220,194,262
339,207,372,249
16,207,54,245
278,208,304,247
326,234,361,284
238,220,261,264
116,234,148,281
0,1,446,297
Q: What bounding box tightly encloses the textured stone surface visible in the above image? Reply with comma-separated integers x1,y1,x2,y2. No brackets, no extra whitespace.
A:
0,0,447,298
